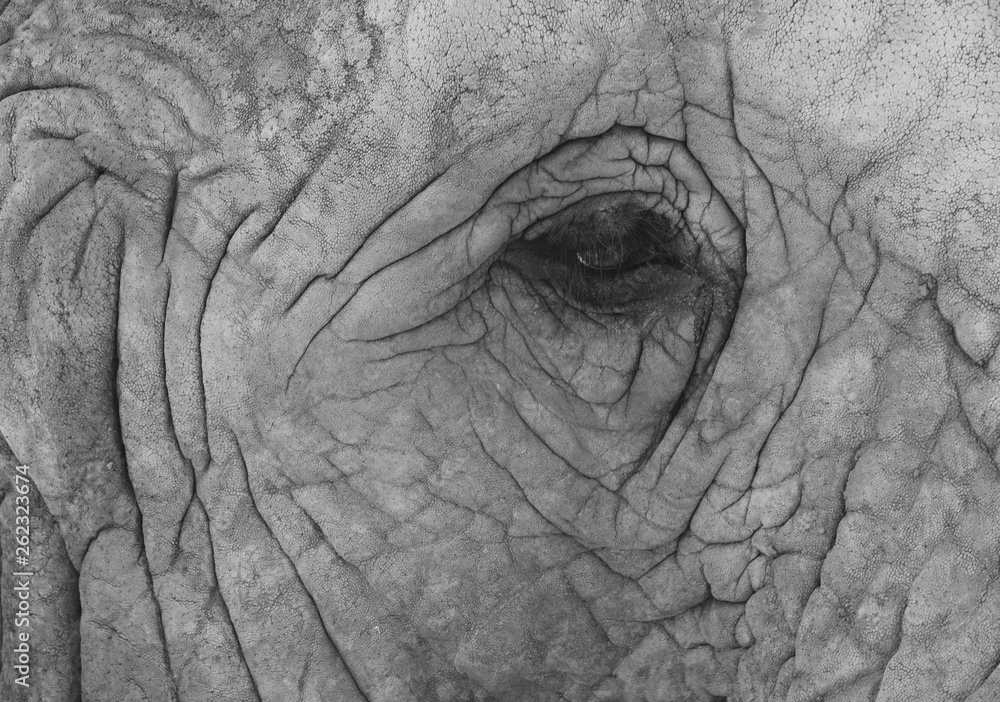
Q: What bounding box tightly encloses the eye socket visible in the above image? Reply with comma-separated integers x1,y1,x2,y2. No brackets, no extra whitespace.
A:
502,196,702,310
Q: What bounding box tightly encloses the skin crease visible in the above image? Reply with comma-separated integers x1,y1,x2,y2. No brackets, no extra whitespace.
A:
1,0,1000,700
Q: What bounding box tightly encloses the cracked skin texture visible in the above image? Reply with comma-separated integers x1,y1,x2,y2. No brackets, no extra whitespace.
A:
1,0,1000,700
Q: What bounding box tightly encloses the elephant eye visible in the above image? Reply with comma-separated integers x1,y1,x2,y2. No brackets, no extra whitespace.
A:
502,198,698,309
540,206,683,273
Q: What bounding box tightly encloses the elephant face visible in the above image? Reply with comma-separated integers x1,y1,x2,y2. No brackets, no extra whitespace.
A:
2,1,999,700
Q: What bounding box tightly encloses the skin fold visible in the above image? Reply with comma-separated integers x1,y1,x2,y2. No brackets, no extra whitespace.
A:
1,0,999,700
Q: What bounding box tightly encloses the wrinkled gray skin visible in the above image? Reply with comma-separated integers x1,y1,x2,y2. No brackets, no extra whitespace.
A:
1,1,999,700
